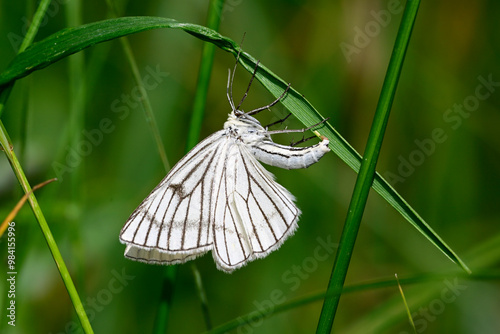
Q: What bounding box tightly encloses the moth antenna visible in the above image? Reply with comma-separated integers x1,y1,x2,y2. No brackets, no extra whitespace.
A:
228,48,244,113
236,60,260,111
229,34,247,115
227,69,236,112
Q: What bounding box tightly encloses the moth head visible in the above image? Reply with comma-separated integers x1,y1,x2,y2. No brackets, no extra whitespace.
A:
226,111,264,129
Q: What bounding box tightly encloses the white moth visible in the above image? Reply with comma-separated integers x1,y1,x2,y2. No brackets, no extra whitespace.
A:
120,62,330,273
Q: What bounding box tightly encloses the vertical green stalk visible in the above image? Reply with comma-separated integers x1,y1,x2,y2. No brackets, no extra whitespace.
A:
153,1,224,333
16,0,36,163
316,1,421,332
191,264,212,330
0,122,93,333
64,0,90,326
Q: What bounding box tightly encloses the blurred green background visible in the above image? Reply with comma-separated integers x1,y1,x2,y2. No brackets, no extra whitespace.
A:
1,1,499,333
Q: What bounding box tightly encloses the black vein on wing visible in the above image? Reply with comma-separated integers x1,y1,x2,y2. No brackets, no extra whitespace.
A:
125,133,224,252
197,170,206,247
241,151,280,245
182,143,220,250
212,152,231,266
222,168,231,265
252,161,297,213
244,150,299,250
226,153,249,265
130,186,167,245
163,141,222,250
212,143,249,268
252,141,322,157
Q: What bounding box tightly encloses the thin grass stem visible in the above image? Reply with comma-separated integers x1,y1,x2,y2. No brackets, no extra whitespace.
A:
0,121,93,333
119,37,171,171
396,274,417,333
192,264,213,330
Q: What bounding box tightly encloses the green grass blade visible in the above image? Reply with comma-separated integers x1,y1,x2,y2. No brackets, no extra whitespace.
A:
0,16,468,276
0,17,235,88
17,0,52,53
0,121,93,333
316,1,422,332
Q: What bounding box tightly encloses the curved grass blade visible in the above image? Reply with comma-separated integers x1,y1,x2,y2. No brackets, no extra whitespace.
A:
0,17,235,87
0,16,469,273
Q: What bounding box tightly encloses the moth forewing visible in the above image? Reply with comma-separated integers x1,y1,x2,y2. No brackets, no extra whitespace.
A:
119,132,226,261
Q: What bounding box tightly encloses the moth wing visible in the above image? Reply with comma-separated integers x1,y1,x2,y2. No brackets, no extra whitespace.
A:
120,131,227,264
211,143,300,272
